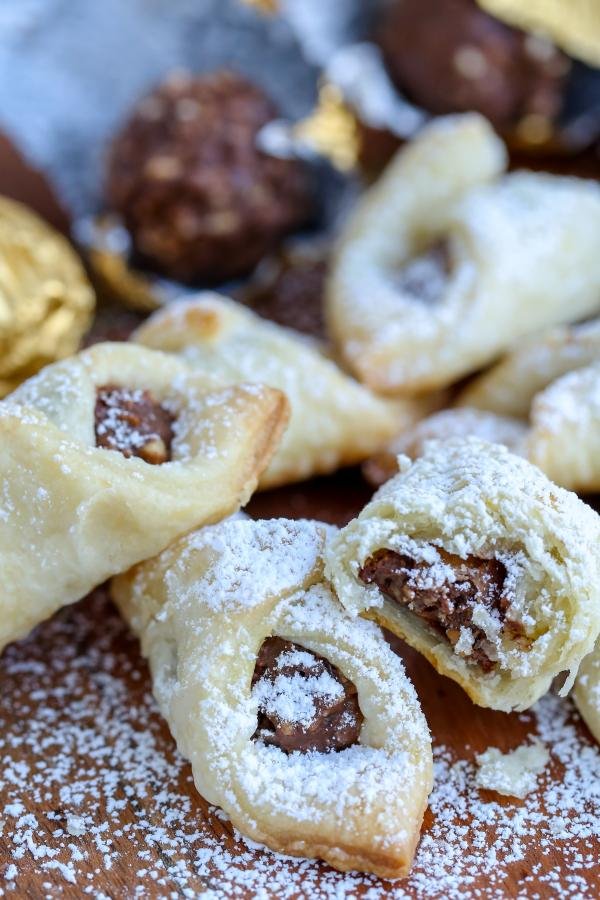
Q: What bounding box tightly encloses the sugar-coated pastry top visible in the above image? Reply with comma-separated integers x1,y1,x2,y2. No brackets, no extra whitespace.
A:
134,294,420,488
327,114,600,394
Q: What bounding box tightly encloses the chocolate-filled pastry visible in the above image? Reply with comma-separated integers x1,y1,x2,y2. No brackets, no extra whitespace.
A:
376,0,569,137
133,294,428,489
574,640,600,746
458,319,600,419
111,517,433,879
456,320,600,491
105,69,313,284
0,343,287,652
326,439,600,712
326,114,600,395
363,408,527,486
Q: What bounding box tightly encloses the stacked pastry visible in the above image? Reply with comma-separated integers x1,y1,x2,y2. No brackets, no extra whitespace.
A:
3,109,600,882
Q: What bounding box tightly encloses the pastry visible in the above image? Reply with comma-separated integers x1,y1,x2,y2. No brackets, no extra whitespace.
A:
376,0,569,138
574,640,600,745
526,362,600,492
326,114,600,395
325,439,600,712
133,294,427,489
453,321,600,491
458,319,600,418
363,407,527,486
111,516,433,879
106,69,313,284
0,342,287,652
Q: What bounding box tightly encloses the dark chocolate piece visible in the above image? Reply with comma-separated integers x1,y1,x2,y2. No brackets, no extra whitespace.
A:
251,637,362,753
95,385,174,464
359,548,527,671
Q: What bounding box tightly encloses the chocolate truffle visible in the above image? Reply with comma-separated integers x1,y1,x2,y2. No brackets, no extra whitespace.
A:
106,70,314,284
376,0,569,135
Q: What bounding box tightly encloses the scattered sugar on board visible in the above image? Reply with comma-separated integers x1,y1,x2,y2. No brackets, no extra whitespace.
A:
0,589,597,898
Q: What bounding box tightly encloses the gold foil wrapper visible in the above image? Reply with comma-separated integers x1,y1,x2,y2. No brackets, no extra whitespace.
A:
294,84,361,172
80,214,172,313
479,0,600,67
240,0,279,13
0,196,95,397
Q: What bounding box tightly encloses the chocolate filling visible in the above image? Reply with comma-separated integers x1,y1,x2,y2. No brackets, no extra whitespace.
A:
95,384,175,464
395,239,451,304
251,637,363,754
359,549,527,672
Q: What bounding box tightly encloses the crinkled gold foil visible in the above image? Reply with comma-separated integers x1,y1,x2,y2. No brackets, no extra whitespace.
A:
0,196,95,397
294,83,361,172
240,0,279,13
478,0,600,66
82,214,168,313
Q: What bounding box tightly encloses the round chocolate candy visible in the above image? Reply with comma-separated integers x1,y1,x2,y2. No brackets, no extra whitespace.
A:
106,69,314,285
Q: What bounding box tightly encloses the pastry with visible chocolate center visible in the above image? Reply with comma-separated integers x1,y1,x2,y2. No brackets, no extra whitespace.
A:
359,549,526,672
106,69,314,284
111,517,433,879
95,384,174,464
251,636,362,753
325,438,600,712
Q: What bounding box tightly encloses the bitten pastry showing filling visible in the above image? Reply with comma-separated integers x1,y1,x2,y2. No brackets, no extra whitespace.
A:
395,239,451,305
359,549,526,672
95,384,174,464
251,637,363,753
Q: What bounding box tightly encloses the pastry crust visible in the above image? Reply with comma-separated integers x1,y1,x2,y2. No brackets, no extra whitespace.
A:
363,407,527,486
326,114,600,395
326,439,600,712
133,294,424,489
0,342,287,652
574,640,600,745
527,362,600,492
111,517,433,879
458,319,600,418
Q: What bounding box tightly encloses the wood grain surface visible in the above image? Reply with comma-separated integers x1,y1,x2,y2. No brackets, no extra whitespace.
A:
0,132,598,899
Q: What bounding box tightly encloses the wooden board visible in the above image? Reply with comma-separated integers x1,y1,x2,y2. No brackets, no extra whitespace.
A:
0,133,598,899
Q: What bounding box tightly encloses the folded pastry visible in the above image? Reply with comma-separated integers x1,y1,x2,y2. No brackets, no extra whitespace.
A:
574,640,600,745
363,407,527,486
326,439,600,712
326,113,600,395
111,517,433,879
526,362,600,492
458,319,600,418
133,294,424,489
0,342,287,652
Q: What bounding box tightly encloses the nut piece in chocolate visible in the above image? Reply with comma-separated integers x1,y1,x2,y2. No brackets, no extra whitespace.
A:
376,0,569,133
251,636,363,753
359,548,527,672
106,69,314,284
95,385,174,464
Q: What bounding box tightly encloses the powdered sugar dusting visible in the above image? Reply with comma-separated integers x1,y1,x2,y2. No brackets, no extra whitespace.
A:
1,589,597,897
252,648,345,730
